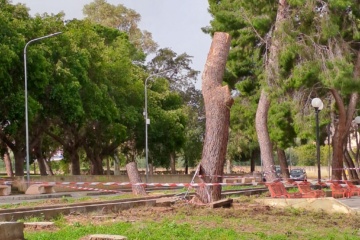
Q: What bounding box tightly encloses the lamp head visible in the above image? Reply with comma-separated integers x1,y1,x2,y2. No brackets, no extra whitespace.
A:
311,98,323,110
354,116,360,124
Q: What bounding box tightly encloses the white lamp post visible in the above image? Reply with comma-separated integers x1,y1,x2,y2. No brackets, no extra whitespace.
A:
144,69,172,183
311,98,323,186
24,32,62,186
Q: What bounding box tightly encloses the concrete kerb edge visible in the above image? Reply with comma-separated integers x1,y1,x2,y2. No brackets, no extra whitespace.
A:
0,199,157,222
255,197,356,214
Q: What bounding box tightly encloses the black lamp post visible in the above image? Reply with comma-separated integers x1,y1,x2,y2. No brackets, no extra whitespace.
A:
311,98,323,186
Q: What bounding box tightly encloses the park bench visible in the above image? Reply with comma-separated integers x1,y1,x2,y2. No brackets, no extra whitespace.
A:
344,180,360,197
0,185,11,196
296,181,325,198
330,182,350,198
25,184,56,195
265,181,303,198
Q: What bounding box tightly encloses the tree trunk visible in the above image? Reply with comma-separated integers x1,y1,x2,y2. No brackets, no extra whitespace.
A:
126,161,147,195
67,149,80,175
256,90,276,181
226,158,232,174
344,149,358,180
44,159,54,176
331,55,360,180
14,150,25,176
34,141,47,176
90,156,104,175
170,152,176,174
3,149,13,177
121,139,146,195
250,150,259,173
195,32,233,204
184,158,189,174
106,158,110,175
255,0,289,182
277,148,290,179
113,153,120,175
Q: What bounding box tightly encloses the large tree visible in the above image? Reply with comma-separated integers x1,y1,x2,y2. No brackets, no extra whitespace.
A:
83,0,158,54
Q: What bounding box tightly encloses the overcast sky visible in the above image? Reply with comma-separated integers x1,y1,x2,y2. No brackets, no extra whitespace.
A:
12,0,213,88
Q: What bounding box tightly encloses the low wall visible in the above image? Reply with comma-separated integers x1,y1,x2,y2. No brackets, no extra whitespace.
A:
12,174,197,192
234,166,332,179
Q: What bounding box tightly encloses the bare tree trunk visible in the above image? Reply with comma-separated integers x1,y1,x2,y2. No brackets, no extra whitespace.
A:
113,152,120,175
126,161,147,195
34,141,47,176
256,90,275,181
14,150,25,176
68,149,80,175
344,149,358,180
106,158,110,175
255,0,289,182
121,139,146,195
195,32,233,204
277,148,290,180
3,149,13,177
170,152,176,174
226,158,232,174
331,52,360,179
44,159,54,176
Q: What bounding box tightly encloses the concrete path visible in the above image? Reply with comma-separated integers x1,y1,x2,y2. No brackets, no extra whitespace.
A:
337,196,360,212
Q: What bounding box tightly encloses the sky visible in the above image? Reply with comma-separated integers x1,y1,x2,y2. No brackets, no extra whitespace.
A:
12,0,213,89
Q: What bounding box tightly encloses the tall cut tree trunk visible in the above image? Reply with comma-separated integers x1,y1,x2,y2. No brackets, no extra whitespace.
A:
170,152,176,174
255,0,289,182
3,149,13,177
121,139,146,195
195,32,233,204
126,161,147,195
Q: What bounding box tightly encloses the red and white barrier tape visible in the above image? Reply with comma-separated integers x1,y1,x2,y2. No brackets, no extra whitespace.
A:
60,184,123,193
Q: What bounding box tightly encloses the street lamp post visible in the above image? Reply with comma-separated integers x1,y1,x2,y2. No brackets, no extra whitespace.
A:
311,98,323,186
24,32,62,186
144,70,172,183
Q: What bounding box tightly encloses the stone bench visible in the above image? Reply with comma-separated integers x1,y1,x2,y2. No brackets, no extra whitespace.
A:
0,185,11,196
25,184,56,195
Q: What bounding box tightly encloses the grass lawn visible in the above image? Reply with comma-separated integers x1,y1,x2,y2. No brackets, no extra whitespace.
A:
23,196,360,240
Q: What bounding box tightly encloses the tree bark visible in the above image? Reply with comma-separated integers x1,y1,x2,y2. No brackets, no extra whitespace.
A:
3,149,13,177
331,52,360,180
34,140,47,176
344,149,358,180
121,139,146,195
126,161,147,195
255,0,289,182
67,149,80,175
195,32,233,204
256,90,275,181
277,148,289,179
170,152,176,174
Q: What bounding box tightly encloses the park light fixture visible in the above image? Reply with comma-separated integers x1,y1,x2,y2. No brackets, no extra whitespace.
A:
354,116,360,125
311,97,323,186
24,32,62,187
